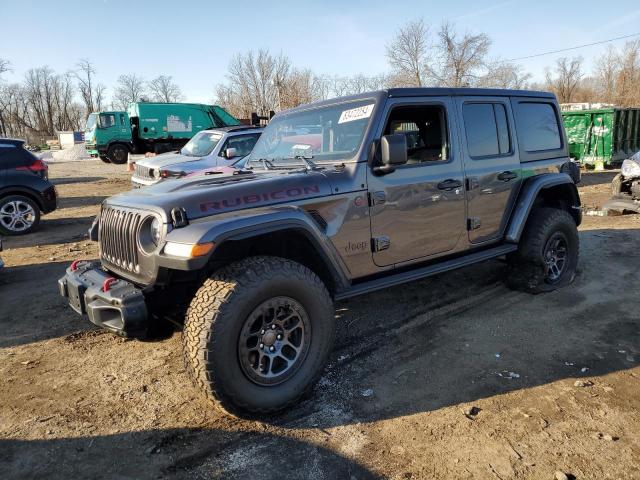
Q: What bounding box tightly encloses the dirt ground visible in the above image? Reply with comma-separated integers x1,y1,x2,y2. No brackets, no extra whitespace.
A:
0,161,638,480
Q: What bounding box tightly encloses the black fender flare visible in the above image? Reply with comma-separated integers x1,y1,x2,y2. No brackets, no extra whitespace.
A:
505,173,581,243
161,207,352,292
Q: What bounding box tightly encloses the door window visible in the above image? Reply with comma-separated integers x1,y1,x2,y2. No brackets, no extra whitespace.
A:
219,134,261,158
462,103,511,158
383,105,448,163
99,113,116,128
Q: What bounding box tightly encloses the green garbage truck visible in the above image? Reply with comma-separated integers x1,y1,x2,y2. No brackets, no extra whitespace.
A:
562,107,640,168
84,103,240,164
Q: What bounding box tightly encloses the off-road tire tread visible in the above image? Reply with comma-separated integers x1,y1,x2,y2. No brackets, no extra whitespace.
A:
506,207,579,293
182,256,334,415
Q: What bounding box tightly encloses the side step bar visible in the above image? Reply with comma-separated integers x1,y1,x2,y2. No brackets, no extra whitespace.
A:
335,244,517,301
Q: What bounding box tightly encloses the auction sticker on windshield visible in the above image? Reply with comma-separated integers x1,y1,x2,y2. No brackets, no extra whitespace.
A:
338,104,374,124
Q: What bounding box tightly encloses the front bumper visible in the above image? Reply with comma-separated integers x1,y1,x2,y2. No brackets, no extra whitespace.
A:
40,185,58,213
58,261,148,338
85,143,98,157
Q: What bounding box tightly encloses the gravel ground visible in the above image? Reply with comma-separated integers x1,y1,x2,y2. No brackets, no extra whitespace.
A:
0,161,638,480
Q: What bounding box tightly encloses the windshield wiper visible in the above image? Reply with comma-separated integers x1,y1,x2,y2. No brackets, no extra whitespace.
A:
293,155,324,172
247,158,276,170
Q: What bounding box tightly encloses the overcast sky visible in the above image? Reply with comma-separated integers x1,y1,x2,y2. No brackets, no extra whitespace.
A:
2,0,640,103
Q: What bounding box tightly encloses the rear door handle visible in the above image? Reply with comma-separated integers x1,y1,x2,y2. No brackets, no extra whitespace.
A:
497,171,518,182
437,179,463,191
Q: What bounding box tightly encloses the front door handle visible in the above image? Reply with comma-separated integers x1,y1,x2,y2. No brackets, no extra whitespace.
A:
437,179,463,191
497,171,518,182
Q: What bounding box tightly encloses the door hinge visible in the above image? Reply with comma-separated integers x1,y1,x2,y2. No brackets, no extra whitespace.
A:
370,191,386,206
467,217,481,230
372,235,390,252
466,177,480,191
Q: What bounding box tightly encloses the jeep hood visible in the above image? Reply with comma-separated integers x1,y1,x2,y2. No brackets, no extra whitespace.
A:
137,151,204,169
106,170,334,221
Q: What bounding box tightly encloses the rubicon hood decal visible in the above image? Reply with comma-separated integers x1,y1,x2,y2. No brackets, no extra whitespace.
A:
199,185,322,212
107,170,334,220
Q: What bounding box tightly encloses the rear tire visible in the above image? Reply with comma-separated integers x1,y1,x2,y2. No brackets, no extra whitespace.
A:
0,195,41,235
99,155,111,163
506,208,579,293
182,256,335,416
107,144,129,164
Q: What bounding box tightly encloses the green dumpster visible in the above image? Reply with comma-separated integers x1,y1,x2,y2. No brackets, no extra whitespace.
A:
561,108,640,167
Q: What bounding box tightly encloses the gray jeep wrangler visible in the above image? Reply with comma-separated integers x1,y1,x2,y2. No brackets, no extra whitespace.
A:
59,88,581,415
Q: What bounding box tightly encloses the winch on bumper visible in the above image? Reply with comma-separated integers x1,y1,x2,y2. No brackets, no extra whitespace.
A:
58,261,148,338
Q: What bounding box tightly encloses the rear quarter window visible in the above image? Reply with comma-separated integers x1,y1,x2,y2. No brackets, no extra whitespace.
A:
0,144,28,169
514,102,562,152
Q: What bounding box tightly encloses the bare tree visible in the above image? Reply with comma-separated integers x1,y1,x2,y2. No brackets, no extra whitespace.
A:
434,22,491,87
148,75,183,102
113,74,146,109
593,46,618,103
0,58,12,136
0,83,32,138
75,59,106,114
386,18,431,87
216,49,291,118
0,58,10,78
614,41,640,106
545,57,583,103
479,59,531,89
24,66,58,135
280,69,332,108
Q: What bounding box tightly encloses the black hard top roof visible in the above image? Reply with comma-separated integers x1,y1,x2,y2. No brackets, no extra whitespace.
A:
281,87,556,115
385,87,555,98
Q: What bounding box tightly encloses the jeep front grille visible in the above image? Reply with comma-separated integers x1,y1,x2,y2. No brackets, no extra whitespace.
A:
99,206,143,273
134,164,154,180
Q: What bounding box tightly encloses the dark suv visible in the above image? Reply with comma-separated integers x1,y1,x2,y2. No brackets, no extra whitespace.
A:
59,88,581,416
0,139,57,235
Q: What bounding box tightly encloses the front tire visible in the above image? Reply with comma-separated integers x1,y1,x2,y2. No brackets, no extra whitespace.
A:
99,155,111,163
506,208,579,293
183,256,335,416
0,195,41,235
107,144,129,164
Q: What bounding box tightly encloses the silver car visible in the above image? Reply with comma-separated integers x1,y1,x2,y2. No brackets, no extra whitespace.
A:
131,126,262,187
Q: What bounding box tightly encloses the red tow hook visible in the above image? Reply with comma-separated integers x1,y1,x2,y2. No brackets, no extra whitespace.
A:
102,277,118,292
70,260,82,271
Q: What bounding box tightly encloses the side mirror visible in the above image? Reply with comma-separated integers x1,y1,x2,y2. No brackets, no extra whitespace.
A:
224,147,237,159
375,134,407,175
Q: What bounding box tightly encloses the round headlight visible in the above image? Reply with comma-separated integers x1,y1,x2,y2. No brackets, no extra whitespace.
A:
150,217,161,246
138,216,163,255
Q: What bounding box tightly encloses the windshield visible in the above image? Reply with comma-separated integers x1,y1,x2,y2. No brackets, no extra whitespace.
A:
85,113,97,132
247,99,375,167
181,131,223,157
